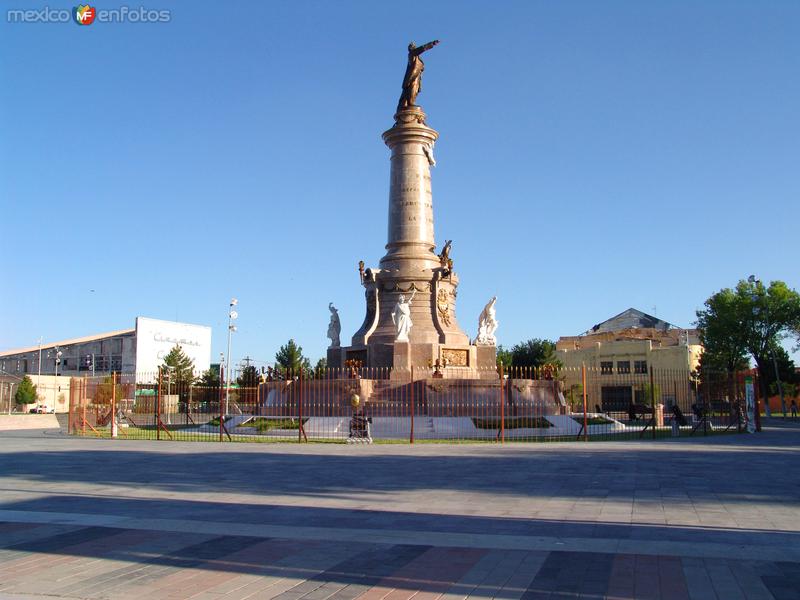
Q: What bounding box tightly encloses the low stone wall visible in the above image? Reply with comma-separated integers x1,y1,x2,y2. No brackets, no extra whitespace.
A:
0,414,61,430
256,378,559,418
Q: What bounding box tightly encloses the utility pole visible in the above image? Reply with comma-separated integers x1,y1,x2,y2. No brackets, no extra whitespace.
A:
225,298,238,416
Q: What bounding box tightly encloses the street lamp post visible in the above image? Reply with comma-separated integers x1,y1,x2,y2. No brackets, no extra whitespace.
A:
7,382,15,415
52,346,62,411
85,354,95,378
748,276,786,419
225,298,238,416
218,352,225,416
164,365,174,425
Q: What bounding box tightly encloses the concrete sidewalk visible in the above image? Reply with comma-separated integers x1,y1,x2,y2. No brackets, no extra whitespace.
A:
0,426,798,599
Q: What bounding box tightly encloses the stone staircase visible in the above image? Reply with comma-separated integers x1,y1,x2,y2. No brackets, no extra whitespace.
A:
362,380,423,417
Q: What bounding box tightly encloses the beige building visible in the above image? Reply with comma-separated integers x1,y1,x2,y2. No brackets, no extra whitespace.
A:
557,308,702,413
0,374,72,414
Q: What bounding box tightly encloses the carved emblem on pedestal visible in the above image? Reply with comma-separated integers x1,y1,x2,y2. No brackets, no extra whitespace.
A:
442,348,468,366
346,351,367,367
436,288,451,326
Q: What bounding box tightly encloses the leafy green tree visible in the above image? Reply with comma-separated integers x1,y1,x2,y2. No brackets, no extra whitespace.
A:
697,279,800,404
510,339,561,370
695,287,751,373
496,345,512,368
159,345,196,381
275,339,312,373
773,381,797,401
638,382,661,405
694,349,749,406
158,345,197,403
236,365,260,388
195,366,221,405
696,345,750,375
93,376,125,406
15,376,38,405
566,383,584,411
762,345,798,393
197,366,221,388
313,358,328,379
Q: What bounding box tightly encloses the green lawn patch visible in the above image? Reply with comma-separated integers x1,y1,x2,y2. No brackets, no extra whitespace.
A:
472,416,552,429
237,417,308,432
572,416,613,426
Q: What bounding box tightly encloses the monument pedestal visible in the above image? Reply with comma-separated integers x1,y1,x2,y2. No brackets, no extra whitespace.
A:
393,342,411,370
476,345,498,371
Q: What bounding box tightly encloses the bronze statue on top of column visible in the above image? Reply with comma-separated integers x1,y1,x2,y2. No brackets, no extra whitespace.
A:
397,40,440,112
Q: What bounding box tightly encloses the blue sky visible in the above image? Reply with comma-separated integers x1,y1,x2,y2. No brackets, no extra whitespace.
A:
2,0,799,369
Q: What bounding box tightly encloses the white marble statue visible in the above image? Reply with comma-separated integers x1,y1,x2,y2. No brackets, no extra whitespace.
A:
423,142,436,167
327,302,341,347
475,296,498,346
391,291,416,342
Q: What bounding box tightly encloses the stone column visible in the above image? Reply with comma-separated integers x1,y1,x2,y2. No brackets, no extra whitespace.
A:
343,104,479,369
380,107,440,271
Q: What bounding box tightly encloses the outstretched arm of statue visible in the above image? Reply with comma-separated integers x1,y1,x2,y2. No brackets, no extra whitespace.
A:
413,40,440,56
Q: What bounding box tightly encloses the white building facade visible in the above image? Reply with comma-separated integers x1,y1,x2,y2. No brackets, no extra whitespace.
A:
0,317,212,383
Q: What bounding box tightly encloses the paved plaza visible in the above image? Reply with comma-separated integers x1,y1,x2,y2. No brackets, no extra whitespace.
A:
0,423,798,600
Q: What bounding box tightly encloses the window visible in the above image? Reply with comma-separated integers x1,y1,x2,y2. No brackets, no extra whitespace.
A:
617,361,630,374
601,386,633,412
634,360,648,374
600,361,613,375
111,354,122,372
112,338,123,354
95,355,110,371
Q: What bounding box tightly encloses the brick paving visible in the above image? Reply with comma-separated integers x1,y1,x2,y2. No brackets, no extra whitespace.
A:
0,421,798,599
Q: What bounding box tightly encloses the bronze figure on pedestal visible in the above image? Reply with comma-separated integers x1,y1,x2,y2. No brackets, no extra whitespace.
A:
397,40,440,111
